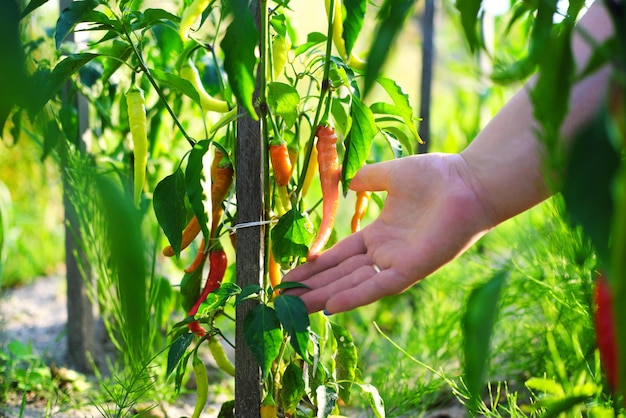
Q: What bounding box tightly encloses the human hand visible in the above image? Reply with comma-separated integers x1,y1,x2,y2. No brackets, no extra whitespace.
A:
283,153,496,314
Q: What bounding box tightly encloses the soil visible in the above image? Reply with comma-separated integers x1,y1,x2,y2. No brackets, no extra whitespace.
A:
0,275,468,418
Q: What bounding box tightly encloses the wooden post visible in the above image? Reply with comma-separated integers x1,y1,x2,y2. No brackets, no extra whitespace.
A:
418,0,435,154
235,0,264,415
60,0,97,373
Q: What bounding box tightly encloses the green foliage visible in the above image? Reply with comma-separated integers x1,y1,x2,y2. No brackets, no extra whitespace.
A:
463,270,507,411
153,169,187,258
362,0,415,98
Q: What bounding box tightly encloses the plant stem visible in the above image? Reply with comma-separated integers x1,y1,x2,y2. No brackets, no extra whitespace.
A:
293,1,336,202
122,20,196,148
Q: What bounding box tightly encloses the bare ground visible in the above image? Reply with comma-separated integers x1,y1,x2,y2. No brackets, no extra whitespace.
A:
0,275,230,418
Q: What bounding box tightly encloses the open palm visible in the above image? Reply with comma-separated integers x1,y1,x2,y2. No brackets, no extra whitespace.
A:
284,153,495,314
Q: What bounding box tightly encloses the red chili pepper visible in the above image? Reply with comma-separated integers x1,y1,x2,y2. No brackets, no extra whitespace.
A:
269,140,293,187
594,273,618,389
163,215,201,257
351,191,371,234
307,125,340,260
188,248,228,336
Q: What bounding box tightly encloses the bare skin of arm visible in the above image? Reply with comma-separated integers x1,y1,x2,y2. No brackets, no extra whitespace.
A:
284,2,614,314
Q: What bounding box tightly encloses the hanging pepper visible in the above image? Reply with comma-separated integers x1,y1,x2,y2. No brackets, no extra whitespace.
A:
126,88,148,209
179,59,230,113
307,125,340,260
269,139,293,187
208,336,235,376
179,0,211,41
190,354,209,418
163,215,201,257
351,191,371,234
187,247,228,336
269,250,281,296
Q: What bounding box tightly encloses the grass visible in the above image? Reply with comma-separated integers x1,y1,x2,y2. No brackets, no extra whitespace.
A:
334,197,623,416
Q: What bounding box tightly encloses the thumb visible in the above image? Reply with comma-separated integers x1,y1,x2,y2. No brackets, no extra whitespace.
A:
348,161,392,192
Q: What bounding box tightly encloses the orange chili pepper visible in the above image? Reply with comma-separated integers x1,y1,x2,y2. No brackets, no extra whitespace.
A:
307,125,340,260
351,191,371,233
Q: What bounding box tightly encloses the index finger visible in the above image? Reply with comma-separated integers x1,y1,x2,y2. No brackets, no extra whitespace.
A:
282,230,367,283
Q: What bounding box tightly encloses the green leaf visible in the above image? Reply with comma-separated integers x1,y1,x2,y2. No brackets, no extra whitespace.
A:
343,0,366,58
330,94,352,137
267,82,300,128
235,284,263,306
562,113,619,263
462,270,507,411
357,383,385,418
20,0,50,19
274,295,310,358
243,304,282,379
221,0,258,119
180,267,204,312
139,8,180,31
380,126,408,158
294,32,326,57
198,282,242,315
167,332,194,376
375,77,420,143
150,68,202,105
95,174,147,365
102,40,132,83
55,0,102,49
342,95,377,194
271,209,315,266
279,363,306,415
331,322,358,404
530,23,575,166
0,0,28,134
186,140,212,240
455,0,483,53
315,385,338,418
42,116,62,162
153,169,187,257
273,281,311,292
363,0,414,98
29,53,98,117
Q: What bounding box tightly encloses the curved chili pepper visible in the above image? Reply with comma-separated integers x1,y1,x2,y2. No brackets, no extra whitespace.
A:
184,238,208,274
351,191,371,234
163,215,201,257
307,125,340,260
208,336,235,376
179,0,211,41
187,248,227,336
180,60,230,113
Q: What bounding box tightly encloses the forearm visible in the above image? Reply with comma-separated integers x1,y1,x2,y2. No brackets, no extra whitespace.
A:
460,1,613,227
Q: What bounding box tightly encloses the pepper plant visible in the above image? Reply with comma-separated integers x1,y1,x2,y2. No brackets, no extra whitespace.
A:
4,0,419,415
4,0,626,415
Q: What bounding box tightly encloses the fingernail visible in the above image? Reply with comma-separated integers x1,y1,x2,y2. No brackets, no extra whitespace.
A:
323,310,332,316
